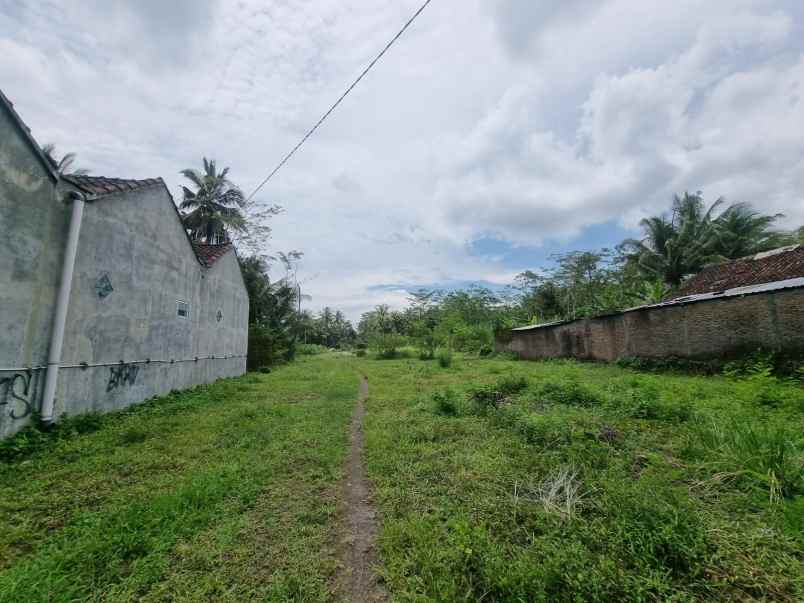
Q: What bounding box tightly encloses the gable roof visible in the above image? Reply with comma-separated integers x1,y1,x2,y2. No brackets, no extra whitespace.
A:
0,89,59,182
63,174,164,197
192,242,235,268
675,245,804,297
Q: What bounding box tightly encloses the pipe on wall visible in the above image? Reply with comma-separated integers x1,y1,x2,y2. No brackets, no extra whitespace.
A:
41,190,86,424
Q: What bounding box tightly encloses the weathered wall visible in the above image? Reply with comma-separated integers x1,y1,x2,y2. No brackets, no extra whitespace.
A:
51,185,249,420
500,288,804,362
0,107,65,435
1,128,248,438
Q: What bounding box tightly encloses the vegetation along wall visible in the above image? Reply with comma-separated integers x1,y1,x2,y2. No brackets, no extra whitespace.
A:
499,287,804,362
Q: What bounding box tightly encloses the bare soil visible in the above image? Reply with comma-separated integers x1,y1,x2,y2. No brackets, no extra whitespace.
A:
336,376,387,602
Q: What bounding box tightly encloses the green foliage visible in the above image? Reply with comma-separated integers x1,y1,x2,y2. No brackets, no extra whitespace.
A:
436,348,453,368
469,375,528,414
432,388,461,416
297,343,328,355
370,332,407,359
685,418,804,500
179,157,248,242
539,380,602,407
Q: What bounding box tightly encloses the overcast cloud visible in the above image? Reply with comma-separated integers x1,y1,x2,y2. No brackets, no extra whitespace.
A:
2,0,803,321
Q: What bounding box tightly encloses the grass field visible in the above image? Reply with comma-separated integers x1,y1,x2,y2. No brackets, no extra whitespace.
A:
1,353,802,601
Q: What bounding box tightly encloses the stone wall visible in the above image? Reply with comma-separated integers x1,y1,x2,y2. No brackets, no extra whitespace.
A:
499,287,804,362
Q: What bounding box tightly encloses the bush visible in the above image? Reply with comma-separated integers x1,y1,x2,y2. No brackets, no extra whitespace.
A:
437,348,453,368
469,375,528,414
371,333,406,359
433,388,461,416
297,343,328,356
539,381,601,407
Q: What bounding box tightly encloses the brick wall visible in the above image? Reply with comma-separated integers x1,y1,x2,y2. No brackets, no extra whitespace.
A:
500,287,804,361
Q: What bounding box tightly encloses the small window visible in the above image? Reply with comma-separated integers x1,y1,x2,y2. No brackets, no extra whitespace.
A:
177,300,189,318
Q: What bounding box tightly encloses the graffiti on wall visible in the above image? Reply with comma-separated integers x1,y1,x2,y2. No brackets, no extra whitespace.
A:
107,363,139,392
0,369,41,422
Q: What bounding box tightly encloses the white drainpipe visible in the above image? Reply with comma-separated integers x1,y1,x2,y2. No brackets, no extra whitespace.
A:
41,190,86,424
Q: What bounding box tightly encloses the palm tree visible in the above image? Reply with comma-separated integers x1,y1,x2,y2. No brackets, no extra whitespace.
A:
42,144,89,175
709,203,786,259
180,158,246,244
624,192,720,287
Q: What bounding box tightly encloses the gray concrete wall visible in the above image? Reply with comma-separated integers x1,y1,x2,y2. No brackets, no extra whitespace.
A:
0,107,65,436
499,287,804,362
51,184,249,420
1,117,248,438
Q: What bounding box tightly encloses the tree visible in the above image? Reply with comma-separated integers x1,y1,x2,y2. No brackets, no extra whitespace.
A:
709,203,786,259
180,158,247,244
42,143,89,175
624,192,721,287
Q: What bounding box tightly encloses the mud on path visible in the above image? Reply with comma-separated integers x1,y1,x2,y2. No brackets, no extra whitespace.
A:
336,376,387,602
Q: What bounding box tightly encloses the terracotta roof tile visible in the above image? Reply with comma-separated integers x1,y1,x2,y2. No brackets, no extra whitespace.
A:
676,245,804,296
63,174,163,197
191,242,234,268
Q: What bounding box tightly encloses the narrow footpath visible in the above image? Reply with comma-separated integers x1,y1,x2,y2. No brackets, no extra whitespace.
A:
337,376,387,602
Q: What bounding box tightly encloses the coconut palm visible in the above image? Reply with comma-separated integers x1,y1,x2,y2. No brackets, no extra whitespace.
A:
709,203,786,259
180,158,246,244
42,143,90,175
624,192,720,287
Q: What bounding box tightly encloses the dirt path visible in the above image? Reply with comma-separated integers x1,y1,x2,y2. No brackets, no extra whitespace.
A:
336,376,387,602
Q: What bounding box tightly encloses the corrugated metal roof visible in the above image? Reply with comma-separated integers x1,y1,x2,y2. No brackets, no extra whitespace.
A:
511,276,804,332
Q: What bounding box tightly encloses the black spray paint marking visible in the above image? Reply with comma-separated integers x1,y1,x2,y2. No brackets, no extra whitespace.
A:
107,363,139,392
0,370,40,421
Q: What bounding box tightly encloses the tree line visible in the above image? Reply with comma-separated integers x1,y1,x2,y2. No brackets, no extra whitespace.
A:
357,192,803,357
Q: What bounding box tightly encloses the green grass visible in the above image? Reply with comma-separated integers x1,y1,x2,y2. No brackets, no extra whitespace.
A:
1,354,802,601
357,355,804,602
0,356,357,602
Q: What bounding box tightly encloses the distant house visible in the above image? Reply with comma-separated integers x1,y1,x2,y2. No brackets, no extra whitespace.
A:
0,90,249,439
498,246,804,362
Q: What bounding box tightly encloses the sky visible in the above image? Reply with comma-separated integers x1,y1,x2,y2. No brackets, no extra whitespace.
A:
2,0,804,322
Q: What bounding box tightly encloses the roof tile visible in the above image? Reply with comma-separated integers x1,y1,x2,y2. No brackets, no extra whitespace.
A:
191,242,234,268
63,174,163,197
676,245,804,296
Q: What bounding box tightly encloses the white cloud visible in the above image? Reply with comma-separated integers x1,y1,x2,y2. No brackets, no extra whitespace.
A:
2,0,803,322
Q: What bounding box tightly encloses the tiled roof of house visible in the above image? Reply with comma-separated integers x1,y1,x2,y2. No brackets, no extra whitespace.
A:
191,242,235,268
675,245,804,296
63,174,164,197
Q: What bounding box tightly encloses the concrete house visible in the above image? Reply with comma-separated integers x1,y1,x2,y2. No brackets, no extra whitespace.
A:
0,91,249,439
499,246,804,362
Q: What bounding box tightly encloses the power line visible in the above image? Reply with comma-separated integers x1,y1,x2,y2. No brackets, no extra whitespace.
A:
247,0,434,201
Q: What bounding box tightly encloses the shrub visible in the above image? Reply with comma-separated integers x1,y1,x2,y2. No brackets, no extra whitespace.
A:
297,343,328,356
433,388,461,416
437,348,453,368
469,375,528,414
371,333,406,359
539,381,601,407
118,426,148,445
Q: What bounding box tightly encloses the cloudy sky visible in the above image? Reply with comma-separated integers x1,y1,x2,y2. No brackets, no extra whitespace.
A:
2,0,804,321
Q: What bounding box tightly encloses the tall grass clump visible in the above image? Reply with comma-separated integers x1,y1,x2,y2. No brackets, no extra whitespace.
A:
437,348,453,368
686,418,804,500
433,388,461,416
539,380,601,407
469,375,528,414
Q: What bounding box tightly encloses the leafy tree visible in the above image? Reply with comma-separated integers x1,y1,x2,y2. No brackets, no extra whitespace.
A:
180,158,247,243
